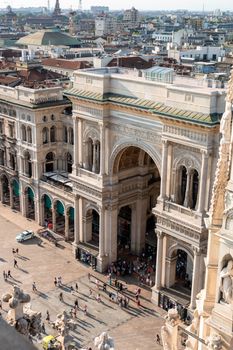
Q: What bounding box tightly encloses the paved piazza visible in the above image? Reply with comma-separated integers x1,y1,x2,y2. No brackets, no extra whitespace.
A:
0,203,165,350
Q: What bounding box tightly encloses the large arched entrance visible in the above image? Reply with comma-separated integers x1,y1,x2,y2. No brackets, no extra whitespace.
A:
169,248,193,295
42,194,52,226
12,179,20,211
67,206,74,240
86,208,99,247
54,200,65,235
25,186,35,219
113,145,160,274
0,174,10,205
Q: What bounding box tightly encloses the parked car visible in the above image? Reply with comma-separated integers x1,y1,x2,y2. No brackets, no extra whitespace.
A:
16,230,34,242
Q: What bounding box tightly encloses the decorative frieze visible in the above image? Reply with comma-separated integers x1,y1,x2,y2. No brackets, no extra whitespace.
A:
110,123,161,144
164,124,207,144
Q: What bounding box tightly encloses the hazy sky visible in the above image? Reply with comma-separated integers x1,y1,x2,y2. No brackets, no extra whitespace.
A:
2,0,233,11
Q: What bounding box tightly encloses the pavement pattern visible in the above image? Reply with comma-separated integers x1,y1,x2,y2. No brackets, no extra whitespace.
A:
0,203,165,349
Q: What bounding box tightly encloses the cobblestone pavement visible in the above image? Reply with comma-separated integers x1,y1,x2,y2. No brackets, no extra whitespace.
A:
0,204,165,350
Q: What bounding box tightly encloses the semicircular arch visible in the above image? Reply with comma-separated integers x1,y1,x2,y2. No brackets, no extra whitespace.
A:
109,139,162,176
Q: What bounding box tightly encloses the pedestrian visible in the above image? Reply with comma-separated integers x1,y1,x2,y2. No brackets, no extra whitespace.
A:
96,279,99,290
3,270,7,281
89,289,93,298
12,248,15,255
156,334,160,345
58,276,62,286
32,282,37,292
0,300,2,309
41,322,45,333
73,308,77,318
137,299,141,307
74,298,79,309
84,304,87,316
103,283,107,292
54,277,57,288
14,259,18,268
96,293,101,303
70,285,74,294
7,270,11,278
16,248,19,255
75,283,78,292
88,272,91,282
59,292,63,302
46,310,50,321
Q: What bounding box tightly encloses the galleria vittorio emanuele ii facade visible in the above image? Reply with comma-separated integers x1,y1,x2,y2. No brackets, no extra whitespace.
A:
0,65,233,348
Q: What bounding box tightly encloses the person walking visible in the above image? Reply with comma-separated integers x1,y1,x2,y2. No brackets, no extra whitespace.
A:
12,248,15,255
46,310,50,321
54,277,57,288
7,270,11,278
16,248,19,255
3,271,7,281
32,282,37,292
88,273,91,282
89,289,93,298
96,293,101,303
156,334,160,345
41,322,46,333
14,259,18,268
84,304,87,316
59,292,63,302
58,276,62,286
74,298,79,309
75,283,78,292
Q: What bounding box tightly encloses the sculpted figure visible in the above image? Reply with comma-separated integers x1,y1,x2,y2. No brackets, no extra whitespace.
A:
220,101,232,144
94,332,114,350
220,260,233,304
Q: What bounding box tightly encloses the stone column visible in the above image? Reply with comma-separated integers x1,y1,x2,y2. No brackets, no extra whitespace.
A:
100,123,105,175
99,207,104,257
52,207,57,232
104,205,118,263
72,116,78,172
96,142,100,174
183,168,192,208
197,150,209,212
92,141,97,173
65,209,69,241
0,180,3,202
190,247,201,309
83,141,88,170
130,203,137,254
135,197,147,254
151,231,164,304
160,140,168,199
9,184,14,209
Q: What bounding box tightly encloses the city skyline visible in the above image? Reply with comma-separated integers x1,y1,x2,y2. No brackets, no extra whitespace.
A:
1,0,232,11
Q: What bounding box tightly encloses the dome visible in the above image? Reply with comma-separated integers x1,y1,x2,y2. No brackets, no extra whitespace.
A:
17,30,80,47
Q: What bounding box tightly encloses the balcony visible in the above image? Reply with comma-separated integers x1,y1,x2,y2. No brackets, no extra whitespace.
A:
153,198,208,244
40,171,74,200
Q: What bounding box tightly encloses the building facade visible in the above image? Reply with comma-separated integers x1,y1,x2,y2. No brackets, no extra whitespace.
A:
0,67,226,311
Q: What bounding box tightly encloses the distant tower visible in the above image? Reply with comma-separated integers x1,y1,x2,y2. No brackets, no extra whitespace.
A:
69,10,77,36
47,0,50,12
78,0,82,12
53,0,61,16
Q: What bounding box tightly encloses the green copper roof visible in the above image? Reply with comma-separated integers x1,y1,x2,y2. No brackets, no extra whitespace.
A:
65,88,220,126
17,30,80,47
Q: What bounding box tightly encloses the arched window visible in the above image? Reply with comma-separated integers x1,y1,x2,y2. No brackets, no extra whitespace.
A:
177,165,187,206
27,126,32,144
42,127,49,144
21,125,26,141
0,149,5,166
191,169,199,210
24,152,32,177
9,153,15,170
45,152,55,172
68,128,74,145
50,126,56,143
63,126,68,143
67,153,73,173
